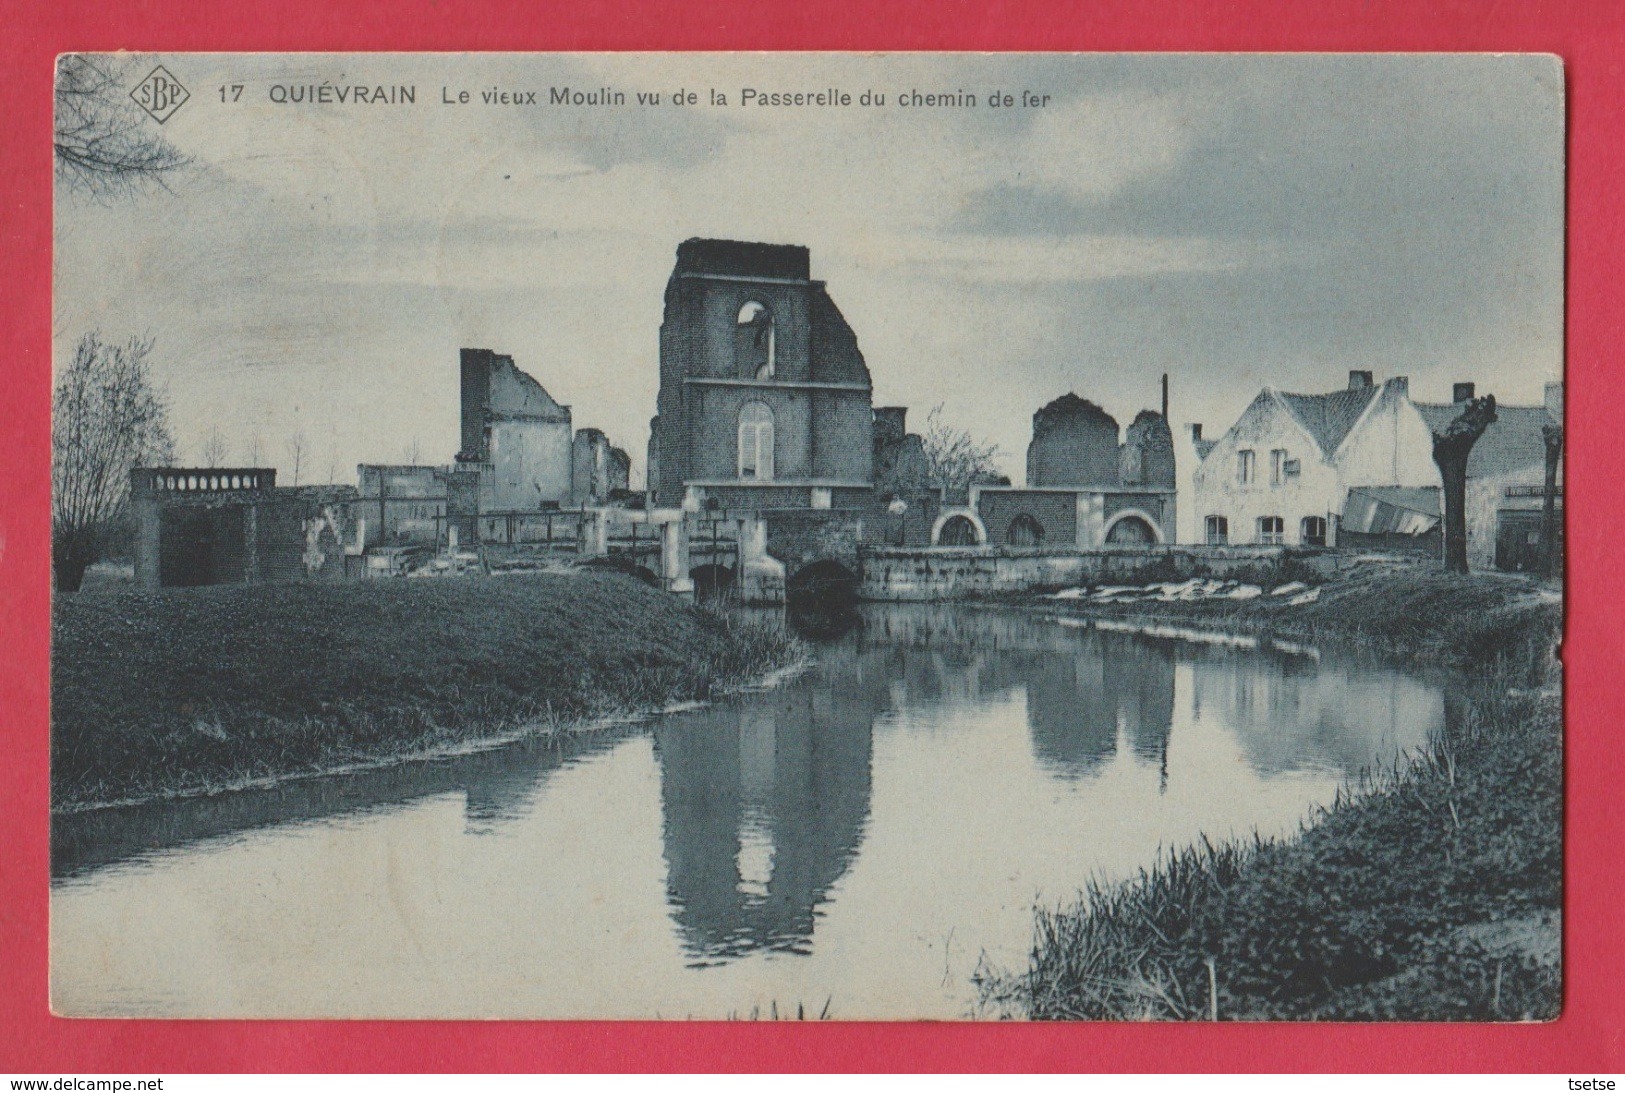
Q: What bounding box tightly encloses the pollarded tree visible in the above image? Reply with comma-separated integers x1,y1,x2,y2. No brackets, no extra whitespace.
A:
1430,394,1497,575
52,333,176,591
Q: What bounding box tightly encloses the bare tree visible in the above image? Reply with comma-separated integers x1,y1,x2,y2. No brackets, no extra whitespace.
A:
324,433,342,485
198,427,228,467
920,404,1004,493
242,433,264,467
1430,394,1497,574
55,55,189,199
285,431,308,487
52,333,176,591
403,437,424,465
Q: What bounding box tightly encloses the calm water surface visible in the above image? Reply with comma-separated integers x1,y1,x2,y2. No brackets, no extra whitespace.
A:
51,605,1446,1018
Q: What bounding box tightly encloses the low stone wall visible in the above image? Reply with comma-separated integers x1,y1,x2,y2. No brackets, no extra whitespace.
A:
858,545,1335,601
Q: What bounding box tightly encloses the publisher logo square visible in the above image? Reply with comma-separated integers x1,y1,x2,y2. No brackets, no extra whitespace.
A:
130,64,189,124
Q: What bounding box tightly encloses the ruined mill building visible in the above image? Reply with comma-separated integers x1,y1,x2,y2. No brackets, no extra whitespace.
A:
647,238,888,511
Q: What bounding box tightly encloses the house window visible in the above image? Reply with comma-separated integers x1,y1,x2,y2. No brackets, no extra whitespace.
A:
1270,449,1287,486
1283,458,1301,479
1238,449,1256,485
1205,515,1229,545
1257,516,1285,545
736,300,775,380
737,401,774,480
1301,516,1327,547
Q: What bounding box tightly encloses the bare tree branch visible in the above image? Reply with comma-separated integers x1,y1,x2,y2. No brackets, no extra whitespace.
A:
920,404,1004,492
198,427,227,467
285,431,307,487
52,332,176,589
55,54,190,200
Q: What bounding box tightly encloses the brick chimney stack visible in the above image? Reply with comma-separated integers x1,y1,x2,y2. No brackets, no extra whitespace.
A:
1348,370,1374,390
1453,382,1476,403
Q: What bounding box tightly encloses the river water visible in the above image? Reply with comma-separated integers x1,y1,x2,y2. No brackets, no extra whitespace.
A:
51,605,1447,1019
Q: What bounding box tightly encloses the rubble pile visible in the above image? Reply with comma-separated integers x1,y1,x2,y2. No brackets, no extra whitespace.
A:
1049,577,1321,606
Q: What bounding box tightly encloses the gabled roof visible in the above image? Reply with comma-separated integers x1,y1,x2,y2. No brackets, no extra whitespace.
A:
1275,386,1382,457
1415,402,1555,478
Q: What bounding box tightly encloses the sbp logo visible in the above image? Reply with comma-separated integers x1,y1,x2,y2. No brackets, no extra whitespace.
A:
130,64,190,124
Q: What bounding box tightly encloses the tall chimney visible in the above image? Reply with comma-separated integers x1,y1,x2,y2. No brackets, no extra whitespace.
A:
1189,423,1203,441
1161,373,1169,420
1348,370,1374,390
1453,382,1476,403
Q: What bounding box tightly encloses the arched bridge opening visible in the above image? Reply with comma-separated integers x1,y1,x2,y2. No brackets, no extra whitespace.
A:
581,555,661,587
786,558,860,606
690,563,736,601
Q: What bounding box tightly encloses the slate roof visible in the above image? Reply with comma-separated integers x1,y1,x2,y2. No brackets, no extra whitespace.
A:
1275,386,1381,457
1415,402,1555,479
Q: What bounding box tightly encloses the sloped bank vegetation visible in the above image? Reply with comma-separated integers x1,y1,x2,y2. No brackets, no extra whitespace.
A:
52,572,801,812
978,561,1562,1020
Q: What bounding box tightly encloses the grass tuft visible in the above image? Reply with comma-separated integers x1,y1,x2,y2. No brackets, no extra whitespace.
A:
979,561,1563,1021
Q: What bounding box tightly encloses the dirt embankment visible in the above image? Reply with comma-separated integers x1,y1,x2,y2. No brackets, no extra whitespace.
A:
52,573,801,813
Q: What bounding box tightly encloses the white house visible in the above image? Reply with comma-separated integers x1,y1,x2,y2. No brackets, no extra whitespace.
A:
1186,371,1438,548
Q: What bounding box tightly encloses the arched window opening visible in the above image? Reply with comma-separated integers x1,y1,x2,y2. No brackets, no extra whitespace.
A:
736,300,776,380
1300,515,1328,547
1257,515,1285,545
1007,513,1045,547
1106,514,1156,545
937,514,981,546
737,401,774,481
1205,515,1229,545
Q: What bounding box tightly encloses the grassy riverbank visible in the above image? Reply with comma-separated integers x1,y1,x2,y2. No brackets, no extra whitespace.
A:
980,561,1563,1020
52,573,801,812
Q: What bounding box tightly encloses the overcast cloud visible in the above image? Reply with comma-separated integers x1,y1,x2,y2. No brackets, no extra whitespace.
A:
54,53,1563,483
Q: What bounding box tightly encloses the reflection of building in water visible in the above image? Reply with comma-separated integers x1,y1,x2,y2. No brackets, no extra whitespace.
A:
1187,649,1441,777
1018,632,1176,781
655,676,877,961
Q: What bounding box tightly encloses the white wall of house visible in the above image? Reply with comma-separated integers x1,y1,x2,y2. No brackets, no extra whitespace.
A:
1190,391,1341,546
1172,423,1205,545
1334,384,1440,492
1188,378,1435,547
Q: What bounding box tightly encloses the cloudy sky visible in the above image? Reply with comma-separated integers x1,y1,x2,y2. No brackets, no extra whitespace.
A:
55,53,1564,484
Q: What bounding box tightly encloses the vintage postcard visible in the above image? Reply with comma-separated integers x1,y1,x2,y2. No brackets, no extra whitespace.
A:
49,52,1564,1020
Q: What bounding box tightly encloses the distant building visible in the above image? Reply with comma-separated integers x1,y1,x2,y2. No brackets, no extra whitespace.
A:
130,468,358,589
1187,371,1437,549
571,428,631,507
356,464,482,549
649,238,876,511
457,347,573,511
872,407,932,496
1027,394,1121,489
1416,381,1563,571
967,392,1176,549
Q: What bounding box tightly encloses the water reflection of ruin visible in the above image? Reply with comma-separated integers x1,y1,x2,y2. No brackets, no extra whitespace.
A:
1000,633,1178,782
1187,648,1442,777
655,676,878,962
